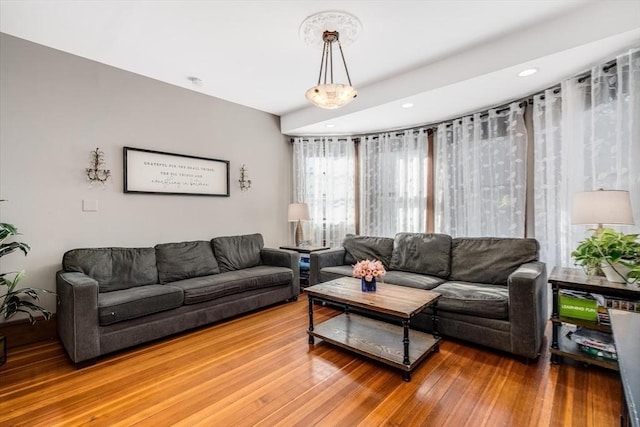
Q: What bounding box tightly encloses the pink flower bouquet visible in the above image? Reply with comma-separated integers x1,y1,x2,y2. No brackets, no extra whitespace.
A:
352,259,386,283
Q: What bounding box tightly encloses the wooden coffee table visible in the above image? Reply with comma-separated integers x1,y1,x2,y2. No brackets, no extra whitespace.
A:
305,277,441,381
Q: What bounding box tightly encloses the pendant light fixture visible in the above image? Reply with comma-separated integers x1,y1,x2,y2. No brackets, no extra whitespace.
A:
300,11,361,109
305,30,357,109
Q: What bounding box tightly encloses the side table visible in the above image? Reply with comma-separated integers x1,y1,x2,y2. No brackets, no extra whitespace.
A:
279,245,330,288
548,267,640,370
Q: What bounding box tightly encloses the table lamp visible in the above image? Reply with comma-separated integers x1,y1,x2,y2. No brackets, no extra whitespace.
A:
288,203,310,246
571,189,634,230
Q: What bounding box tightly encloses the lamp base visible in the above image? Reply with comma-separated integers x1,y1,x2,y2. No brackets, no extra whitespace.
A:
295,220,304,247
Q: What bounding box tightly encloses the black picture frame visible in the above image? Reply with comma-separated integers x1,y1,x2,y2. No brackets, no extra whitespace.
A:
123,147,230,197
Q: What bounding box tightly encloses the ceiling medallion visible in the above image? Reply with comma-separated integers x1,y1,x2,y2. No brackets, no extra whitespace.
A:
299,11,362,48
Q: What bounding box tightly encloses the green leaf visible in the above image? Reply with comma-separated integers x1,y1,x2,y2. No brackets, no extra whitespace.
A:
0,241,30,257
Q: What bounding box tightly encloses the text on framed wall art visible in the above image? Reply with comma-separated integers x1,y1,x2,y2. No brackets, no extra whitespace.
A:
123,147,230,196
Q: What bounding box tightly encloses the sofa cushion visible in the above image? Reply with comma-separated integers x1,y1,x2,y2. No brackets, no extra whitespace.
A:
63,248,112,287
98,284,184,326
63,247,158,292
389,233,452,278
212,233,264,273
110,248,158,291
155,241,219,284
342,234,394,269
432,281,509,320
171,265,292,304
318,267,444,290
450,238,539,285
382,270,445,290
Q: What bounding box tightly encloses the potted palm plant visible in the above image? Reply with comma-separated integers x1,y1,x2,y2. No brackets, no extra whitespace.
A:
571,227,640,283
1,209,53,365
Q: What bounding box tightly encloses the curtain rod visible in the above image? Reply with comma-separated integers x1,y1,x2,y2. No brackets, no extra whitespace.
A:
530,56,624,101
290,137,353,143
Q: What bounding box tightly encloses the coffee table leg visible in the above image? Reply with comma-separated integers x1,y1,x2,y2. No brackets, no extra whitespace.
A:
551,283,559,364
432,302,440,352
402,319,410,366
402,320,411,381
432,302,440,339
308,295,315,345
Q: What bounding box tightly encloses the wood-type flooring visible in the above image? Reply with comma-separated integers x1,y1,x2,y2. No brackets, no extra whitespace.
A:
0,298,621,426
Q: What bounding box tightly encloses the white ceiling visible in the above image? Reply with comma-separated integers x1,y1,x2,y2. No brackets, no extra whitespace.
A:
1,0,639,136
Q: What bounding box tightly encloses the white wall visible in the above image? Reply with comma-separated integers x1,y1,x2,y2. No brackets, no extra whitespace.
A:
0,34,292,314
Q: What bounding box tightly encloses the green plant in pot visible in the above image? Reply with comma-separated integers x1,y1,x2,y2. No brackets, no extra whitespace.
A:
571,227,640,284
1,208,54,365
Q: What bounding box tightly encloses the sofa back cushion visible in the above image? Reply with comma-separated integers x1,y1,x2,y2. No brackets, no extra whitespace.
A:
212,233,264,272
63,247,158,292
450,237,539,285
342,234,394,269
389,233,452,278
155,241,219,284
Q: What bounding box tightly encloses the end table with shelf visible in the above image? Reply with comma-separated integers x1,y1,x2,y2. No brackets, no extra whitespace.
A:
279,245,330,288
548,267,640,371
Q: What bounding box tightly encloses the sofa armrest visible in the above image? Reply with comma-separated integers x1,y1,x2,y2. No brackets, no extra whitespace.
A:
260,248,300,289
309,248,346,286
507,261,548,359
56,271,100,364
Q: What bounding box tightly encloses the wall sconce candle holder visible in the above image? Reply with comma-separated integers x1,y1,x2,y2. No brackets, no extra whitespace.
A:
239,164,251,191
86,147,111,184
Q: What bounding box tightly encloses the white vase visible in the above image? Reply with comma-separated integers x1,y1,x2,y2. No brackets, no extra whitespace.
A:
601,262,631,283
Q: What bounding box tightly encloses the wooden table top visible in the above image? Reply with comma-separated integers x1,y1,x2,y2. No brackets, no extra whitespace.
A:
304,277,440,319
279,245,330,253
549,267,640,299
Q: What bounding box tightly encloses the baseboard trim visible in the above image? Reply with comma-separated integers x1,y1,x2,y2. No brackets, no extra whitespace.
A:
0,315,58,349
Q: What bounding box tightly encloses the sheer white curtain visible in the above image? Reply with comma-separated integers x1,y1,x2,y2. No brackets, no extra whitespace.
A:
359,129,428,237
292,137,356,247
533,47,640,269
434,102,527,237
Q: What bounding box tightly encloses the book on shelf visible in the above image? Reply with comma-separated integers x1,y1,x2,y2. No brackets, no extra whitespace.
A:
567,326,616,354
597,306,610,326
602,295,640,313
578,344,617,361
559,290,597,321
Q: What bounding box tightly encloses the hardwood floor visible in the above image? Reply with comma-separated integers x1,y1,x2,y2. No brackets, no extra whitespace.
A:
0,298,622,426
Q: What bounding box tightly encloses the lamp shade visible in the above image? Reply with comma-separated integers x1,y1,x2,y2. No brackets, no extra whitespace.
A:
571,190,634,226
288,203,310,222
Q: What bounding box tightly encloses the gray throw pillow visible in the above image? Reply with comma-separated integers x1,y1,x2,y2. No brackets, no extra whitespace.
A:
155,241,220,284
342,234,394,269
389,233,452,278
212,233,264,272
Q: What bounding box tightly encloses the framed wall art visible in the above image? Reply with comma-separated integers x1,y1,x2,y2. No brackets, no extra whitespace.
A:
123,147,230,196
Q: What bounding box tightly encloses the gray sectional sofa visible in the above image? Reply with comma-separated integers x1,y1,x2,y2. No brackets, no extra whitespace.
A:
310,233,548,359
56,233,299,364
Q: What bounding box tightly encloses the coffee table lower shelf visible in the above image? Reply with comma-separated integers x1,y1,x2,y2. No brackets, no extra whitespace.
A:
308,313,440,379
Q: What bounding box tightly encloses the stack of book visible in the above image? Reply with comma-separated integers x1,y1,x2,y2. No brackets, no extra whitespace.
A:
299,255,310,287
602,295,640,312
568,327,617,361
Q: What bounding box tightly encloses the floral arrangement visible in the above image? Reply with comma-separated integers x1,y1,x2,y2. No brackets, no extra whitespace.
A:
352,259,386,282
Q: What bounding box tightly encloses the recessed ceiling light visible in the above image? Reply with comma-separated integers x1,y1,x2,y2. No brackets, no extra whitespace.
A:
518,68,538,77
326,123,335,128
401,103,414,109
187,76,203,86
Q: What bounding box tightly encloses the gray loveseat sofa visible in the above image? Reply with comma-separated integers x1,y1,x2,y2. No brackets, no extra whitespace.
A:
56,233,299,364
310,233,547,359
